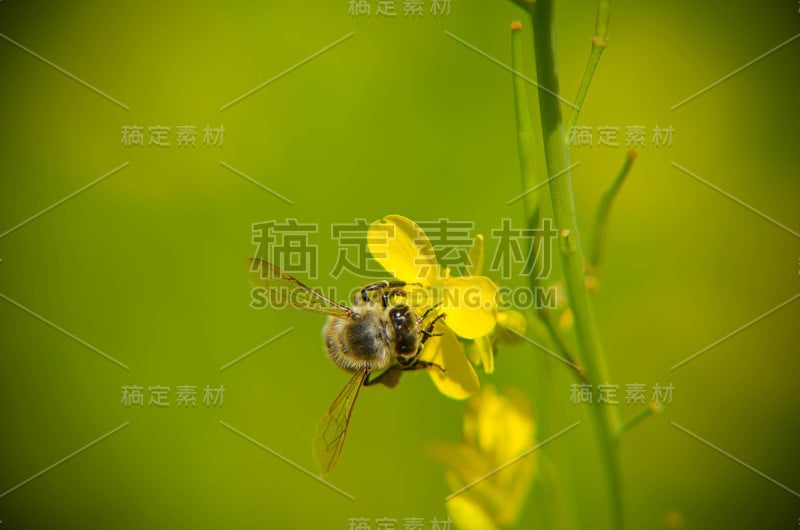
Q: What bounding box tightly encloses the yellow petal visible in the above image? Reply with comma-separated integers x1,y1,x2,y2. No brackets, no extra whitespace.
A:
404,283,437,312
422,325,479,400
465,339,482,367
494,389,536,461
494,310,528,347
426,442,491,484
367,215,441,285
446,497,499,530
478,336,494,374
462,399,479,447
466,335,495,374
440,276,498,339
475,385,501,455
466,234,485,276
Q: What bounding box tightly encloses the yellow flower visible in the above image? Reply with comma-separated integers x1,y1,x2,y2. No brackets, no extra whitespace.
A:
493,310,528,347
465,306,528,376
368,215,499,399
460,232,527,375
368,215,498,338
427,385,537,529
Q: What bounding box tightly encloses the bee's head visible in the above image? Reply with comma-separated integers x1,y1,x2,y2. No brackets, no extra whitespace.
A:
389,304,412,330
389,304,417,355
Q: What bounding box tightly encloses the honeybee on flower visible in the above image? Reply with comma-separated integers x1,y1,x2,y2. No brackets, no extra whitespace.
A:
247,215,503,474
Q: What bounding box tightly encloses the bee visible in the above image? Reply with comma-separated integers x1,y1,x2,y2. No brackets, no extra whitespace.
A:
248,258,446,475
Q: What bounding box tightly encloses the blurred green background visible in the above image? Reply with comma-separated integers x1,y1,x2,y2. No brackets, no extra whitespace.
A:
1,1,799,528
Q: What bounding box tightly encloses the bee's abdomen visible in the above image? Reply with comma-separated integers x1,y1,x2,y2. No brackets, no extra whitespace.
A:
324,316,392,372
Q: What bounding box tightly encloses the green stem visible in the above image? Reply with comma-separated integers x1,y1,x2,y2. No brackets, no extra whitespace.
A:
525,1,624,528
512,22,582,383
511,22,566,530
590,149,636,273
565,0,611,135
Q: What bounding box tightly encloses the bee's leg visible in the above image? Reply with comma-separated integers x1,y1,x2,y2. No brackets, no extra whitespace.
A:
359,280,406,304
364,367,402,388
394,313,448,370
396,353,446,374
382,287,408,309
403,359,446,374
405,313,447,364
416,303,443,325
418,313,447,345
359,280,389,304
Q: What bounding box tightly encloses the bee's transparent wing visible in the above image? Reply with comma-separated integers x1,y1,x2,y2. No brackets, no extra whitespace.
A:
247,258,354,318
313,369,368,476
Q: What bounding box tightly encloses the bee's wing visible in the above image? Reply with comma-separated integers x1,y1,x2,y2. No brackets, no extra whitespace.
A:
247,258,354,319
313,369,368,476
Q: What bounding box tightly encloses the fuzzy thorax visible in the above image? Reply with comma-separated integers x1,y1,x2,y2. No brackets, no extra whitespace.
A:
323,304,396,372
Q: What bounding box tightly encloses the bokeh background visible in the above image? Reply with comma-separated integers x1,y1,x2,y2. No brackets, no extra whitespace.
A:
1,1,799,528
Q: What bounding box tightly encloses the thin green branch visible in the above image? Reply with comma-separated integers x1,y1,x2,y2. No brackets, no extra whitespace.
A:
615,401,660,441
565,0,611,136
529,209,587,382
511,21,541,230
525,0,624,528
590,149,637,273
542,316,587,383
